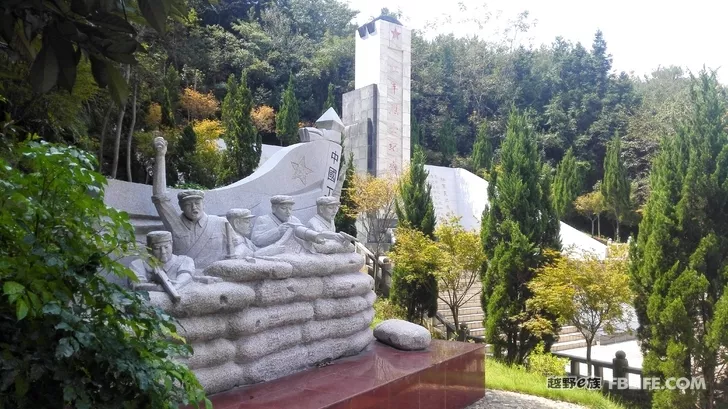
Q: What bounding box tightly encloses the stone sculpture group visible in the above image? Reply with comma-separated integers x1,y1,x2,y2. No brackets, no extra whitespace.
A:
128,135,372,394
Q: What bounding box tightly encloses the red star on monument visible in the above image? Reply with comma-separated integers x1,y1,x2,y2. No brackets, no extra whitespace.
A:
391,27,401,40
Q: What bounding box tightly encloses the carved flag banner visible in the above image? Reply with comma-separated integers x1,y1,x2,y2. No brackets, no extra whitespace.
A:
322,145,342,196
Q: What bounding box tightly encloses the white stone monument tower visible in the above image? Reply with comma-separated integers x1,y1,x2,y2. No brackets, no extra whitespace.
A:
342,15,412,177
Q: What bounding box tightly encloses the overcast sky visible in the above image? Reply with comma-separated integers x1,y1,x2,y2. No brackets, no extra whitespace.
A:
345,0,727,81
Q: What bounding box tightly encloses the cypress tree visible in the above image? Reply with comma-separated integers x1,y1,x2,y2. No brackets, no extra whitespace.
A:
335,152,358,237
601,134,630,240
177,124,197,183
221,73,261,184
323,83,335,114
471,121,493,173
391,144,438,322
276,74,300,146
551,148,582,219
630,71,728,409
438,116,456,165
411,113,421,156
481,110,560,364
161,66,180,128
396,144,436,237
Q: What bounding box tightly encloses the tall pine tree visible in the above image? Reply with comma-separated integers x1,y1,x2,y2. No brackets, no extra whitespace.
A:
323,83,335,114
221,73,261,185
276,74,300,146
551,148,582,219
391,144,438,322
601,134,630,241
335,152,357,237
395,144,436,237
630,71,728,409
481,110,560,364
471,121,493,173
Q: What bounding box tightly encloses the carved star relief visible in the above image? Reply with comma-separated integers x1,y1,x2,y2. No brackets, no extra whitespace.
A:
291,157,313,185
391,27,401,40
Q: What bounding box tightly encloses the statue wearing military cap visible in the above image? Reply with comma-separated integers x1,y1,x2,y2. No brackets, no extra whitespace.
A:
251,195,304,248
151,136,230,269
226,208,257,258
130,231,195,292
307,196,341,233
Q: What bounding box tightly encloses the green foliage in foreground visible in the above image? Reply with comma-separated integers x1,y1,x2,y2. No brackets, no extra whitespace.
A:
486,359,630,409
371,298,406,329
0,140,209,409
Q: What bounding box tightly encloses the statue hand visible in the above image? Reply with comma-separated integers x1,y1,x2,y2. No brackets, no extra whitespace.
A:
313,234,326,244
153,136,167,156
232,235,243,246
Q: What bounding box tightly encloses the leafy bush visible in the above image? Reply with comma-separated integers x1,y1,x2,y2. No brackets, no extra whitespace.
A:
371,298,406,328
0,140,209,408
526,342,568,377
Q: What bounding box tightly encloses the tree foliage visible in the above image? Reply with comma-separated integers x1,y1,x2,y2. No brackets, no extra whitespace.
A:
629,71,728,409
335,152,358,237
396,145,436,237
551,148,582,219
220,73,261,185
481,110,560,364
601,134,631,241
180,88,219,120
276,74,300,146
0,139,208,409
435,217,486,332
574,189,605,237
388,227,440,323
529,246,632,375
470,121,493,174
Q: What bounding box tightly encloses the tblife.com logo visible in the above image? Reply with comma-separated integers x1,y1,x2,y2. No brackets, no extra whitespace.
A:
547,376,707,390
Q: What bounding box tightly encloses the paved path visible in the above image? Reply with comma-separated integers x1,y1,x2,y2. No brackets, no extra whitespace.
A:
465,390,588,409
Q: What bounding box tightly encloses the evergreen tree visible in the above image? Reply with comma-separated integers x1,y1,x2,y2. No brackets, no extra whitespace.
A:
396,144,436,237
177,124,197,183
323,83,335,114
630,71,728,409
391,144,438,322
471,121,493,173
438,116,456,165
335,152,357,237
551,148,582,219
411,113,421,156
161,66,180,128
276,74,300,146
601,134,630,241
481,110,560,364
221,73,261,184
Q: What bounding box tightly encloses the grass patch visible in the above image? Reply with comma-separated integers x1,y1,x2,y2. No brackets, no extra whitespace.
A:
486,358,633,409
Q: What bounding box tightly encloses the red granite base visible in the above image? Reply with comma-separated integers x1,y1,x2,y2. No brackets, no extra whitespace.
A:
199,340,485,409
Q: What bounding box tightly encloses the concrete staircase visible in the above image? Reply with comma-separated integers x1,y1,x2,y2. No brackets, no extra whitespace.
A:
434,281,595,352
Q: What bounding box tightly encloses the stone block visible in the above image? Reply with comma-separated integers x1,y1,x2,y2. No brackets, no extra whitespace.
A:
235,325,303,362
322,273,374,298
301,307,374,343
195,362,249,395
177,314,231,342
187,338,236,370
270,252,364,277
204,258,293,282
307,327,374,364
149,282,255,318
255,277,324,306
374,319,431,351
246,345,309,383
229,302,314,336
313,294,370,319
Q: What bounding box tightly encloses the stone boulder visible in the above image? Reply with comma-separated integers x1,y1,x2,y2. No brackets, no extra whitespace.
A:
373,319,431,351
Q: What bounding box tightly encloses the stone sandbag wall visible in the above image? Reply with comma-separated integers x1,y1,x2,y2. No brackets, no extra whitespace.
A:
149,252,375,394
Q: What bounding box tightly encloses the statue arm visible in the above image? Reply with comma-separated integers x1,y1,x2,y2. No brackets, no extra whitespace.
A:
251,218,283,248
152,136,167,199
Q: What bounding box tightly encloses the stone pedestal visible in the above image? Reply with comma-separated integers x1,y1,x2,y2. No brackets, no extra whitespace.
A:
190,340,486,409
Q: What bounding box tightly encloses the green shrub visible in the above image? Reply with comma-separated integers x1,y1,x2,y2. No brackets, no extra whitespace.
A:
371,298,406,328
0,140,209,408
526,342,568,377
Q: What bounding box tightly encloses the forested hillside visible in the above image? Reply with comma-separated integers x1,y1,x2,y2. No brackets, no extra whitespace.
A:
0,0,703,239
